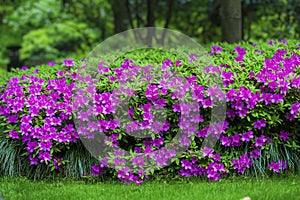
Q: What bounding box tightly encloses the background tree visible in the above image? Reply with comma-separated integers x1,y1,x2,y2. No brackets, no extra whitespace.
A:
0,0,299,71
220,0,242,43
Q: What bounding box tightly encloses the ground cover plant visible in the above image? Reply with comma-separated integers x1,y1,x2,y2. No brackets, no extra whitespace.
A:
0,39,299,185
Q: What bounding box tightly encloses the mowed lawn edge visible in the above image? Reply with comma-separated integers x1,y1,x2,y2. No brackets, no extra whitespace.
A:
0,175,299,200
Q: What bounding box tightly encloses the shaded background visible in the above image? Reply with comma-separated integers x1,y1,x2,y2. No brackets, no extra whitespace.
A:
0,0,299,72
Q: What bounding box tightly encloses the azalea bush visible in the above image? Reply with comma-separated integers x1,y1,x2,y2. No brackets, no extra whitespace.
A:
0,39,299,184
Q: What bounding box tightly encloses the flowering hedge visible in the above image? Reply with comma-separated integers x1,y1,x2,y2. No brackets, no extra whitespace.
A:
0,39,299,184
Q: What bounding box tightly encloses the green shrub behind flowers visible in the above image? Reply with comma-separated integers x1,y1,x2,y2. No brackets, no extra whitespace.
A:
0,39,299,184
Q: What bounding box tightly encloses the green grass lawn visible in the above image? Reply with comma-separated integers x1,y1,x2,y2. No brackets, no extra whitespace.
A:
0,175,299,200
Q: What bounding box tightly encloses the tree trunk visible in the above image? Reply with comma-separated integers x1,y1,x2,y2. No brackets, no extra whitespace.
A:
146,0,155,47
146,0,155,27
110,0,128,34
220,0,242,43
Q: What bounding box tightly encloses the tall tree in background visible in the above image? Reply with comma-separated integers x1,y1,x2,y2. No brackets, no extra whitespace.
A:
220,0,242,43
110,0,128,33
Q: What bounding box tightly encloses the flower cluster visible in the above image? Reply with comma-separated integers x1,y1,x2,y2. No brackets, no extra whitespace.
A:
0,40,299,185
0,66,78,166
269,160,288,173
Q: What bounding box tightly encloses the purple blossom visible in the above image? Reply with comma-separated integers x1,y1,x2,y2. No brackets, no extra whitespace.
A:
38,151,51,163
63,59,75,66
253,119,266,130
268,40,277,45
132,156,144,168
250,148,261,159
9,130,19,139
181,159,192,170
221,135,231,147
179,135,191,147
214,154,221,162
39,140,52,151
222,71,234,87
174,59,182,67
7,115,18,123
269,162,280,173
254,135,267,147
198,126,208,138
151,137,164,147
53,157,63,170
202,147,214,158
234,46,246,62
209,45,222,55
162,59,172,71
29,157,38,165
189,53,199,63
48,61,56,67
290,101,300,115
280,40,287,45
98,62,110,74
91,164,101,176
241,131,254,142
207,169,220,181
206,85,225,101
279,130,289,141
232,153,252,174
230,134,241,146
19,66,28,71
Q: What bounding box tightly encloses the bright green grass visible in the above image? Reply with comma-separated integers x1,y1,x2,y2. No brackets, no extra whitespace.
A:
0,175,299,200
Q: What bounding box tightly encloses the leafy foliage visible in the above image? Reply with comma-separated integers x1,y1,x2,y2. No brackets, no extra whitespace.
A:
0,39,299,184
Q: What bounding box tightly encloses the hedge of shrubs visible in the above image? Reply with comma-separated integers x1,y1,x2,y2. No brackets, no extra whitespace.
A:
0,39,299,184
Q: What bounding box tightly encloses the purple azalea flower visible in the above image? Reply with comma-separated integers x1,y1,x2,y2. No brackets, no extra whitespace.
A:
221,135,231,147
176,60,182,66
53,157,63,170
231,134,241,146
269,162,280,173
7,115,18,124
19,66,28,71
254,135,267,147
181,159,192,170
234,46,246,62
222,71,234,87
38,151,51,163
91,164,101,176
202,147,214,158
48,60,56,67
39,140,52,151
290,101,300,115
151,137,164,147
189,53,199,63
26,141,38,153
9,130,19,139
207,169,220,181
279,130,289,141
63,59,75,66
232,153,252,174
268,40,277,45
198,126,208,138
241,131,254,142
250,148,261,159
214,154,221,162
209,45,222,55
132,156,145,168
29,157,38,165
253,119,267,130
280,40,287,45
179,135,191,147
